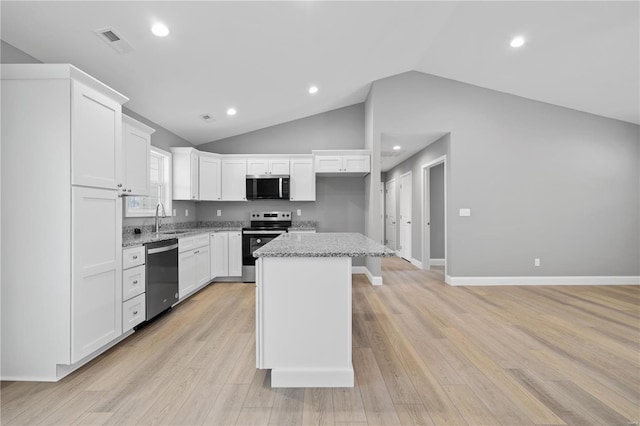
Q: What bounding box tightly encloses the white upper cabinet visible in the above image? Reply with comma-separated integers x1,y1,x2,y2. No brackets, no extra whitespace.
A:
122,115,154,196
290,156,316,201
221,158,247,201
247,157,290,175
171,147,199,200
71,80,123,190
199,153,221,201
313,150,371,176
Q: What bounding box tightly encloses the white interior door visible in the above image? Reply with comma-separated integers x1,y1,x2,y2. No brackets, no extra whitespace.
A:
399,172,412,261
385,180,397,250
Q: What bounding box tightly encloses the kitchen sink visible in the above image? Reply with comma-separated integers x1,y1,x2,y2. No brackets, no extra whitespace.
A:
156,230,191,235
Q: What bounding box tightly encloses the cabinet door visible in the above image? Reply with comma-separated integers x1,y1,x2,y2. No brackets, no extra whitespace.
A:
290,158,315,201
199,155,221,201
71,186,122,363
314,155,342,173
343,155,370,173
269,158,290,175
247,158,269,175
178,250,197,300
195,245,211,287
228,231,243,277
210,232,229,278
122,120,151,196
190,151,199,200
71,80,123,190
221,159,247,201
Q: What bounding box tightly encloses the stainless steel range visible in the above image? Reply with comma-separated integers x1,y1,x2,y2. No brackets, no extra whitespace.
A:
242,211,292,282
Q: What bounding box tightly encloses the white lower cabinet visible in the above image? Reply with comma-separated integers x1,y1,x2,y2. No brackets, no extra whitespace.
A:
210,231,242,279
122,246,146,333
122,294,146,333
71,186,123,363
229,231,242,277
178,234,211,300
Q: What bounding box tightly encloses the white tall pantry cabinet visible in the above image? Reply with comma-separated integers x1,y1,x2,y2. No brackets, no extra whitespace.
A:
1,64,129,381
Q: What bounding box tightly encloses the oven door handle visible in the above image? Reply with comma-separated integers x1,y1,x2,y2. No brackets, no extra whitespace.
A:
243,230,287,235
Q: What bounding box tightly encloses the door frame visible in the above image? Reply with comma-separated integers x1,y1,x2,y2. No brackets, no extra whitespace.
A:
398,171,412,261
384,179,397,251
421,155,447,272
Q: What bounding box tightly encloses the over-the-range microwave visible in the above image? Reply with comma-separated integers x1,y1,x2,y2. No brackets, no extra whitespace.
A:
246,175,290,200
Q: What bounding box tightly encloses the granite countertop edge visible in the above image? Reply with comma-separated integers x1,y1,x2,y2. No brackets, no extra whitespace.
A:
122,226,242,248
253,232,395,258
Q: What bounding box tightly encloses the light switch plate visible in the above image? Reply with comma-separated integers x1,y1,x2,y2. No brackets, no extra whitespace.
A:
459,208,471,217
172,209,176,217
185,209,189,217
297,209,302,216
217,209,221,217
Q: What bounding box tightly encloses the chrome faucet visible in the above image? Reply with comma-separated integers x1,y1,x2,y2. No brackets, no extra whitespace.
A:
155,202,167,233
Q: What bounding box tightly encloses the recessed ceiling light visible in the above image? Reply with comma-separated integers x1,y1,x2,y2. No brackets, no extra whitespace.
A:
308,85,319,95
393,145,401,150
151,23,170,37
510,36,525,48
226,108,237,116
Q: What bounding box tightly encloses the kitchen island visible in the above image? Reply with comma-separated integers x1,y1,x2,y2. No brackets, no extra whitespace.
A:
253,232,393,388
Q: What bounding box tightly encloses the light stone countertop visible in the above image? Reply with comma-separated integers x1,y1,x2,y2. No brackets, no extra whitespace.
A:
253,232,395,258
122,227,242,248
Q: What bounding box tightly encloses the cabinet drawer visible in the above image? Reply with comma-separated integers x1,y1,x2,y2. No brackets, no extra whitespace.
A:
123,246,145,269
123,264,145,301
123,293,146,333
179,233,209,253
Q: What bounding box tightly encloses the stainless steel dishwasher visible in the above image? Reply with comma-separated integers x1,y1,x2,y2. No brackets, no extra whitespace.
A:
145,239,179,321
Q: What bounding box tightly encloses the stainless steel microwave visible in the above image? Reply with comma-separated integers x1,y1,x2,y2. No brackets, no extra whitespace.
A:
246,175,290,200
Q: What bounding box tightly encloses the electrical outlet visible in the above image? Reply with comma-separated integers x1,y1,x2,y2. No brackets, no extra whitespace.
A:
172,209,176,217
459,208,471,217
534,258,540,267
297,209,302,216
185,209,189,217
217,209,221,217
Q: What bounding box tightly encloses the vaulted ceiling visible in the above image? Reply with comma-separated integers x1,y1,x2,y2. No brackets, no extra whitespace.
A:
2,1,638,146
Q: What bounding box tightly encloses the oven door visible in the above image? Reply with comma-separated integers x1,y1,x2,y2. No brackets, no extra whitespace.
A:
242,230,286,282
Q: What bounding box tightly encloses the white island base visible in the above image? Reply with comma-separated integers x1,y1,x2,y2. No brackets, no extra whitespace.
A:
255,256,354,388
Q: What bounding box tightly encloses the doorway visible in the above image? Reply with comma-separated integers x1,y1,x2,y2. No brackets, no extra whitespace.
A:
385,179,396,251
399,172,412,261
421,156,446,272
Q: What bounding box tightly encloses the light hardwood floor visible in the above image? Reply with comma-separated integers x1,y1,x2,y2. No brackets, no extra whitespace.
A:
2,257,639,425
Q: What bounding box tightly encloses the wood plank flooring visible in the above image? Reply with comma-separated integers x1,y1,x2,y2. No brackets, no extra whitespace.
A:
2,257,638,425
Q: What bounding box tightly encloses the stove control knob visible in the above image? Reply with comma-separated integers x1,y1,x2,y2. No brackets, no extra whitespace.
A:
257,239,262,243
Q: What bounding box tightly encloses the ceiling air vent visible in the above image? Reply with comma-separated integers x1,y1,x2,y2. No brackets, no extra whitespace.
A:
200,114,216,123
94,27,134,54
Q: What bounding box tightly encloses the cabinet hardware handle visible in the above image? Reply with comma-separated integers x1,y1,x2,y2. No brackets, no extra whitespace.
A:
133,310,138,315
117,184,123,188
133,280,138,284
195,250,199,254
132,255,138,259
127,189,132,193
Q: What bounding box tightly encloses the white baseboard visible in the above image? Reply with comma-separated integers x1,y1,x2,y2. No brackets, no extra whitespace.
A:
445,275,640,286
430,258,445,266
410,258,423,269
353,266,383,286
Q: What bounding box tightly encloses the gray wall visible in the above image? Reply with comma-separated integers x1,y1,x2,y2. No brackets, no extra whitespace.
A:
370,71,640,277
384,135,449,263
1,40,41,63
198,178,365,234
430,163,445,259
199,104,364,154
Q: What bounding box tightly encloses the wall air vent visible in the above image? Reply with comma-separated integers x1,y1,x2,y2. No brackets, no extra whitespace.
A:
94,27,134,54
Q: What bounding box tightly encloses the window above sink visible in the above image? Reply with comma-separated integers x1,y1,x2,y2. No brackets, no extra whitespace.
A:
125,147,173,218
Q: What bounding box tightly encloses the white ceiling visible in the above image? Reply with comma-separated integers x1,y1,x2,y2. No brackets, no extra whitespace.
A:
2,1,638,147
